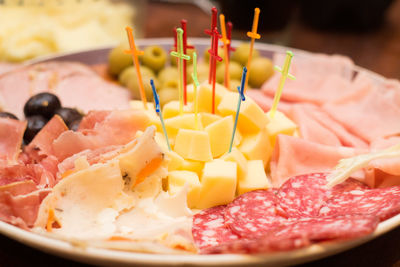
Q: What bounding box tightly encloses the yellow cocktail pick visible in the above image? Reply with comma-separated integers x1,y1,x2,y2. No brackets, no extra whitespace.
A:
269,51,295,118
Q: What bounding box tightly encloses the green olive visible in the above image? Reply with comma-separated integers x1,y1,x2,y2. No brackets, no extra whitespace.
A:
119,66,155,86
159,87,179,107
158,66,179,85
162,78,179,90
126,73,158,101
249,57,274,88
108,44,133,77
231,43,260,66
216,61,243,84
141,45,167,73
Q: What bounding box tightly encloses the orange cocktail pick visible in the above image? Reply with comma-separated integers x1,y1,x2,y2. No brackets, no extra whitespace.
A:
125,26,147,109
219,14,231,90
244,8,261,92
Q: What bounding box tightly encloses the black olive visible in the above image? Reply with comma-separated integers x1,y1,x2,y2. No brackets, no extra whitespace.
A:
68,119,81,131
0,112,18,120
23,115,48,144
24,93,61,119
55,107,83,128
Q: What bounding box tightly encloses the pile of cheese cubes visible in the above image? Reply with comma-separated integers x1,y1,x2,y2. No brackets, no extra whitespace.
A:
132,81,298,209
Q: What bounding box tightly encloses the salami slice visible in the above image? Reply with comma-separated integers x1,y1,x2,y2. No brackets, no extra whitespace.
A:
329,177,370,196
277,173,329,218
272,214,378,242
224,189,288,238
201,214,378,255
320,186,400,221
201,231,309,255
192,205,239,250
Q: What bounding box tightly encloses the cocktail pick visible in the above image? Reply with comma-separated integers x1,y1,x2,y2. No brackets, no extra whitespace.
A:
244,7,261,92
219,14,231,90
150,79,171,151
181,20,195,105
221,21,235,58
191,52,200,130
170,28,191,115
205,6,218,84
125,26,147,109
229,67,247,153
269,51,295,118
226,21,235,58
208,27,223,114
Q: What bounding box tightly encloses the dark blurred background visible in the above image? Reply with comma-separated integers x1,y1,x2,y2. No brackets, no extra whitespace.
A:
145,0,400,79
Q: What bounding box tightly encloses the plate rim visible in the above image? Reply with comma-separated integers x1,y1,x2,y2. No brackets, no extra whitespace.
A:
3,38,395,266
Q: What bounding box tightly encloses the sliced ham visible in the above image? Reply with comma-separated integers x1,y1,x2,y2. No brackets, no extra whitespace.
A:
323,74,400,143
262,53,354,105
246,89,292,114
288,104,368,148
0,62,131,119
0,118,26,163
289,104,342,147
270,135,358,187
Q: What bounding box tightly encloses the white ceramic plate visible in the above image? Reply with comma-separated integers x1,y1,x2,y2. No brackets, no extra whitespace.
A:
2,38,395,266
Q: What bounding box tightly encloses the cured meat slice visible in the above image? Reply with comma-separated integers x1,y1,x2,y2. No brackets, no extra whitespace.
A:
224,189,287,238
201,231,309,255
0,62,131,119
201,214,377,255
270,135,357,187
25,115,68,158
277,173,329,218
192,205,239,250
272,215,378,242
320,186,400,221
0,118,26,163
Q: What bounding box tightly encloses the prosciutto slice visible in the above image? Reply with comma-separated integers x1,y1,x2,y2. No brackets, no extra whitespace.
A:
0,118,26,163
53,110,149,161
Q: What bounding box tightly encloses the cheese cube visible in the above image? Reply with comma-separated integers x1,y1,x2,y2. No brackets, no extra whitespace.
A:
218,92,269,134
205,116,234,158
200,112,222,127
162,101,193,119
196,160,237,209
186,84,195,102
168,170,201,208
166,150,184,171
164,114,203,139
237,160,271,195
239,127,272,167
265,110,297,146
198,82,227,113
179,159,204,177
220,147,248,183
174,129,213,162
